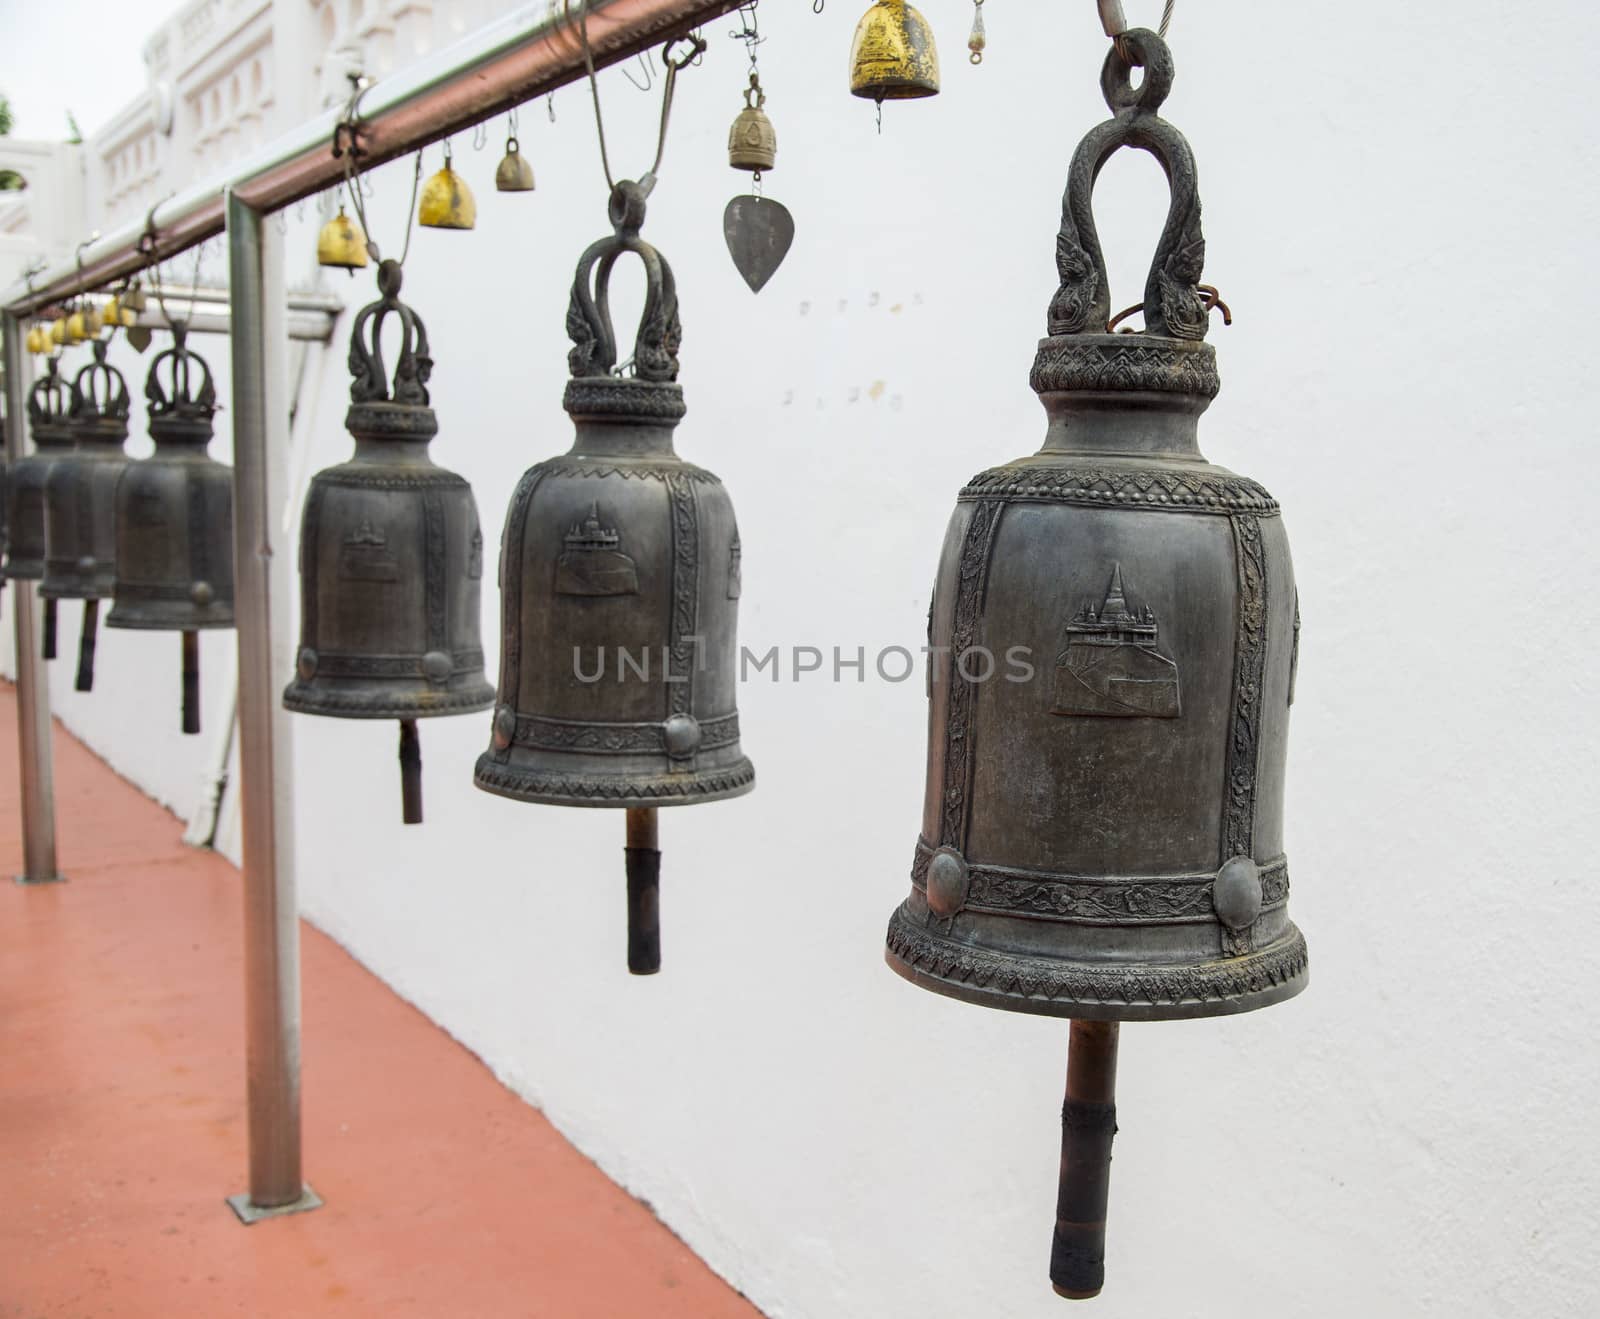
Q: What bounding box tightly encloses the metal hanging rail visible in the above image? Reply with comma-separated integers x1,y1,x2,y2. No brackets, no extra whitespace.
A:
3,0,746,1223
2,0,745,316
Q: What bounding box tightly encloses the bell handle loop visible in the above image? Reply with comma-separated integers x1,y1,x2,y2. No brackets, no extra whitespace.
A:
70,338,131,423
1046,28,1209,342
566,189,681,384
145,328,217,418
348,260,431,407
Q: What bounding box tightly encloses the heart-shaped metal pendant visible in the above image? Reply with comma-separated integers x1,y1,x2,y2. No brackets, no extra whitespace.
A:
125,325,153,353
723,195,794,294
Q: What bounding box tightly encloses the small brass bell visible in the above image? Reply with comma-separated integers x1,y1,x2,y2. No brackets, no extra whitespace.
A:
418,153,476,230
49,317,68,346
317,206,369,271
102,295,134,329
728,75,777,174
25,326,46,354
494,137,535,193
849,0,940,102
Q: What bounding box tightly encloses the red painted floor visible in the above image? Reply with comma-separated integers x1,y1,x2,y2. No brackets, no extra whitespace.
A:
0,683,761,1318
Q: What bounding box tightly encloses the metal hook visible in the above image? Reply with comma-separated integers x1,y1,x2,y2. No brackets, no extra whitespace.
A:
472,121,489,150
621,50,653,92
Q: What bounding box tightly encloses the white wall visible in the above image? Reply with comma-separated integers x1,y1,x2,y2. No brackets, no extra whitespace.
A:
13,3,1600,1316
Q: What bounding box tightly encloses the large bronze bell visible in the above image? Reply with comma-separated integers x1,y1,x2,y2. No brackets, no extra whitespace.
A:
107,328,234,734
41,339,132,691
883,30,1307,1300
475,180,756,975
283,259,494,823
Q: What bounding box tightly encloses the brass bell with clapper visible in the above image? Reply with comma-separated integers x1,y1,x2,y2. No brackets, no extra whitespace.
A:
882,30,1308,1300
41,339,132,691
283,259,495,823
107,327,235,733
475,181,756,975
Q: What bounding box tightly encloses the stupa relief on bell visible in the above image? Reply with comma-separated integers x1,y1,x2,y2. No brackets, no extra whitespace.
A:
882,29,1307,1300
107,327,235,734
283,259,494,823
41,339,132,691
475,179,755,975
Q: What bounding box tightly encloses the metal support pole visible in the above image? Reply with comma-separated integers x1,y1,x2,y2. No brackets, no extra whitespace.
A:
3,314,62,886
223,193,319,1224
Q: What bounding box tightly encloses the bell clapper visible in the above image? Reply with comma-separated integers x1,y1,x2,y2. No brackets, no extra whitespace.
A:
182,631,201,735
76,599,99,693
399,719,424,825
1052,1021,1120,1301
625,808,662,976
42,599,58,660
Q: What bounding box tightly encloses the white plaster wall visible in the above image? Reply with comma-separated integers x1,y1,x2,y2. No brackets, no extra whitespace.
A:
14,2,1600,1316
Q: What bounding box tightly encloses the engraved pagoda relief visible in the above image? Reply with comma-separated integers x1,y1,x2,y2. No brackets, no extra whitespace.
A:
555,503,638,597
468,525,484,580
1051,564,1181,719
340,519,399,582
727,531,742,600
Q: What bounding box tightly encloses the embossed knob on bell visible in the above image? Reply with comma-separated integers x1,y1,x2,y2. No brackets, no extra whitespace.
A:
283,259,494,822
107,328,235,734
475,180,756,975
849,0,940,102
882,30,1307,1301
41,339,132,691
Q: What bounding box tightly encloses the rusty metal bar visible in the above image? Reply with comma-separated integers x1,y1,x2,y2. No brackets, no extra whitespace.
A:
1,0,744,316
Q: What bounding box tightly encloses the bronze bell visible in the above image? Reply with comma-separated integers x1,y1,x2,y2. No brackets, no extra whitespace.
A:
107,327,235,734
849,0,940,103
475,180,756,976
41,339,132,691
883,30,1307,1301
494,138,536,193
727,76,777,174
3,357,75,608
283,259,494,823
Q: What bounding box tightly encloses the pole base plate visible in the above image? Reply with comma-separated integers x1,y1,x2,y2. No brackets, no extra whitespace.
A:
226,1184,322,1224
14,873,67,885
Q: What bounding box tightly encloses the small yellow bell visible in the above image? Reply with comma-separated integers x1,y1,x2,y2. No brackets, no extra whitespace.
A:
728,78,778,174
103,294,135,329
494,138,536,193
26,325,46,355
850,0,941,102
317,206,370,271
418,156,476,230
50,316,68,346
65,310,90,343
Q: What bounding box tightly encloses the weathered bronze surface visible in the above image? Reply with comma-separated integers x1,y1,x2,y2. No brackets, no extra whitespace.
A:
41,340,132,689
283,259,494,820
41,340,130,603
881,30,1308,1300
3,356,74,582
474,180,755,969
886,30,1306,1023
107,328,235,734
